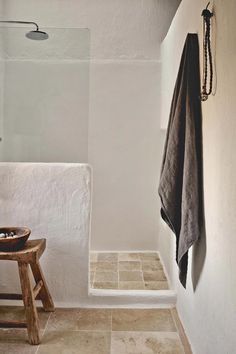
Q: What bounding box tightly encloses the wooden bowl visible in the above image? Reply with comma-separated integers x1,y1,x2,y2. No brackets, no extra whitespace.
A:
0,227,31,252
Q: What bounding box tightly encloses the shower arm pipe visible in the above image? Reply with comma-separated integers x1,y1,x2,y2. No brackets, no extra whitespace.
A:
0,20,39,31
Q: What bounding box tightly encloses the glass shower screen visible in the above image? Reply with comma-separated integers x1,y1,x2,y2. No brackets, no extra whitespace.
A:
0,27,90,162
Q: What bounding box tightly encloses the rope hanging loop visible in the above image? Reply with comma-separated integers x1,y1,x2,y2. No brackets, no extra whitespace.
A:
201,2,214,102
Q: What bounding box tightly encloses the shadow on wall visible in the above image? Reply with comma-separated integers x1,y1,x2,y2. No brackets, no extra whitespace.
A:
191,127,207,291
191,222,206,291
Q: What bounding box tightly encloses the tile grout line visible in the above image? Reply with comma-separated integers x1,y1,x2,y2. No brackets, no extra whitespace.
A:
137,254,145,288
140,258,145,289
140,257,145,290
117,255,120,289
110,308,113,354
89,253,92,289
92,253,96,288
93,254,97,288
33,329,181,333
35,311,52,354
110,330,184,335
42,311,52,337
90,252,98,289
170,308,192,354
92,252,119,289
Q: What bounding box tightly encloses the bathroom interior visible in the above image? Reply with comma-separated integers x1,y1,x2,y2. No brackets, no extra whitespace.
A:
0,0,235,353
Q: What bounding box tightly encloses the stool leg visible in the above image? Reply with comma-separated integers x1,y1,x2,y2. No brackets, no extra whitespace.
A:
18,262,40,345
30,261,55,312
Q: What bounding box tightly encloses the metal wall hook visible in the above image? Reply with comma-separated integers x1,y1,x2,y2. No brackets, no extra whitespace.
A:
201,2,213,18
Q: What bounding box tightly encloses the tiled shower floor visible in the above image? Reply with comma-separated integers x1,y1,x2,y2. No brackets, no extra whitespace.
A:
0,306,191,353
90,252,169,290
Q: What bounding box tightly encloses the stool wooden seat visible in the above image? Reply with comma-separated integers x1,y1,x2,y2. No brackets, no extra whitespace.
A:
0,239,54,345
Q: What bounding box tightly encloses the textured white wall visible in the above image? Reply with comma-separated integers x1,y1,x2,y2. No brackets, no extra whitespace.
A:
160,1,236,353
2,0,180,60
89,61,161,250
0,59,4,161
0,163,92,306
1,0,181,251
0,0,4,161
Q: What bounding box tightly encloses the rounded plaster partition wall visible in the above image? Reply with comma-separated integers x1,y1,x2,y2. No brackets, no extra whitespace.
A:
0,163,92,305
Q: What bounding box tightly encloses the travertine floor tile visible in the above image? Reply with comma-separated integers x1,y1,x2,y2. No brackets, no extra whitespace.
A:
95,271,118,282
118,253,140,261
47,309,112,331
38,330,110,354
111,331,184,354
0,306,49,330
77,309,112,331
93,282,118,289
171,308,192,354
0,329,37,354
119,261,141,271
90,262,97,272
139,253,160,261
96,262,118,272
119,271,143,281
143,270,167,281
90,253,98,262
119,281,144,290
90,252,169,290
97,253,118,262
90,271,95,284
0,307,189,354
144,281,169,290
141,261,163,271
112,309,176,332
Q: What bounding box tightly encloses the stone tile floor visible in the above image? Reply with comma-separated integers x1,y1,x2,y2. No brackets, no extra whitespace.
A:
0,306,191,354
90,252,169,290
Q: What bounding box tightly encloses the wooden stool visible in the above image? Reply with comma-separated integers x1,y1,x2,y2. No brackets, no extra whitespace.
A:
0,239,54,345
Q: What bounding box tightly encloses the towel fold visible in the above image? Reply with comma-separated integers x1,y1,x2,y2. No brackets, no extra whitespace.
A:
158,33,204,287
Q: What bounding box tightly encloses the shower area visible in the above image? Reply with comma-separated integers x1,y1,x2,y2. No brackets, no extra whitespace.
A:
0,24,90,163
0,19,172,303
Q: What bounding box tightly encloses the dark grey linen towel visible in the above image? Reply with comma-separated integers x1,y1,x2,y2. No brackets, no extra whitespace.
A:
158,33,204,287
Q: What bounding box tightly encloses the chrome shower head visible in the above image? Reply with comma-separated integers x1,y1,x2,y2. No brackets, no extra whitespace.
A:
25,30,49,40
0,20,49,40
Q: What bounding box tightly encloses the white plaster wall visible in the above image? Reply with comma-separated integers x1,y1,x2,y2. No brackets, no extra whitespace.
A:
0,163,92,305
0,0,4,160
89,61,161,250
0,59,4,161
1,0,181,60
1,0,181,251
159,1,236,353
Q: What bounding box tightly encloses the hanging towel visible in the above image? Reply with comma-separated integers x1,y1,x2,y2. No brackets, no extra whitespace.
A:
158,33,204,287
